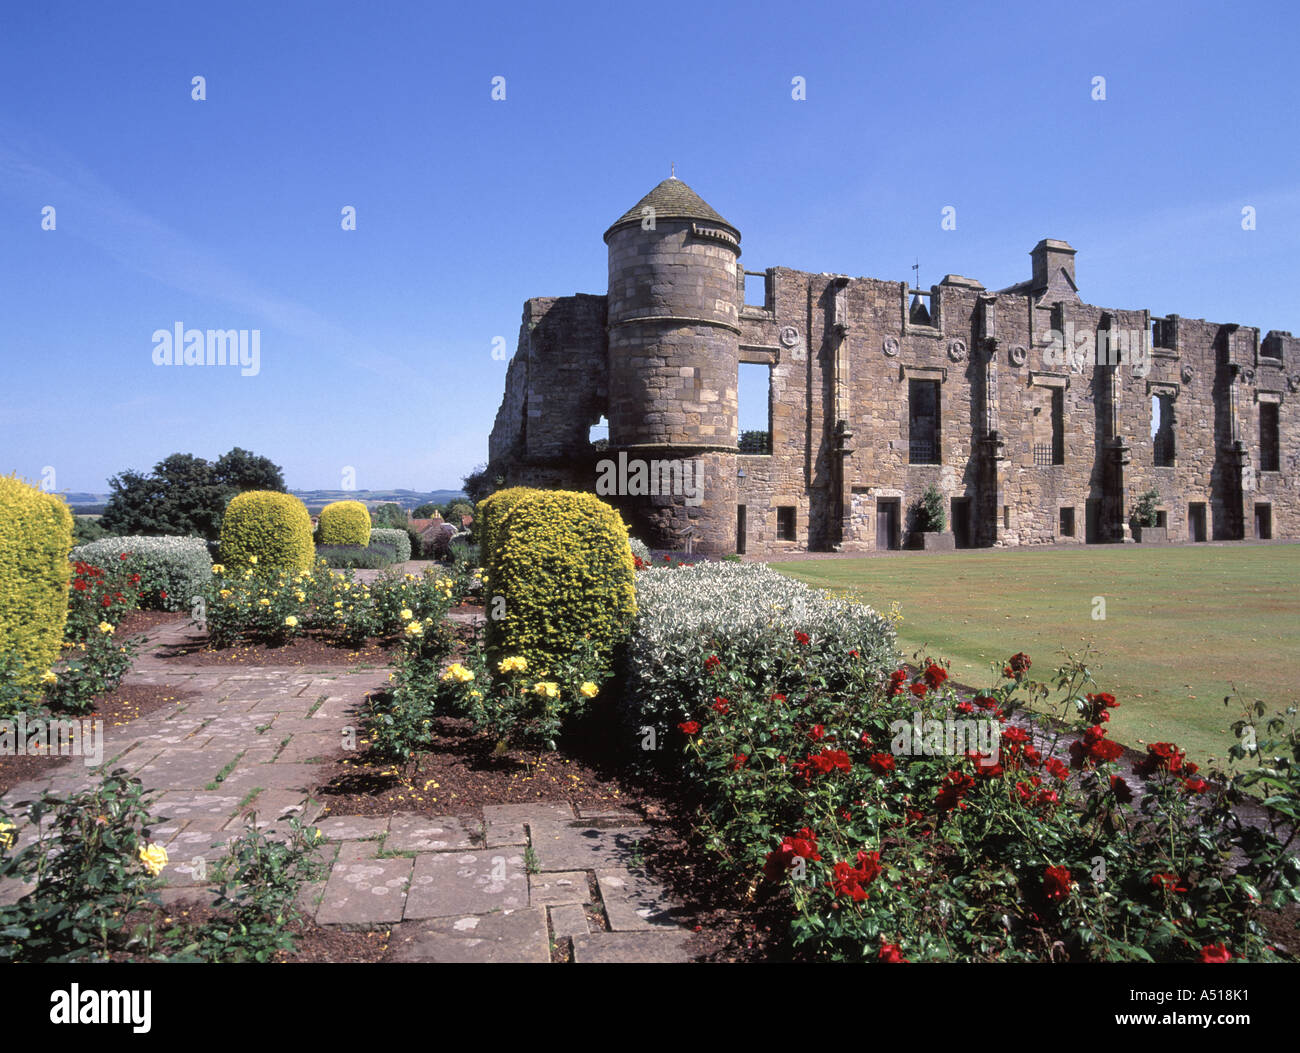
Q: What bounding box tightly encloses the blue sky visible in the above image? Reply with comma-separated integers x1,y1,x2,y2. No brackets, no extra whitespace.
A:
3,0,1297,493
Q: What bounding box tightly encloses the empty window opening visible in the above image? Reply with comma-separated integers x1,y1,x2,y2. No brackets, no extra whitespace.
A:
1152,394,1175,466
589,415,609,450
1260,403,1280,472
908,291,932,326
776,506,797,541
738,362,773,454
744,272,768,308
908,379,941,464
1059,507,1075,537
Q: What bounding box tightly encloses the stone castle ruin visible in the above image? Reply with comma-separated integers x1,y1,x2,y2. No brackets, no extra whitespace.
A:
488,177,1297,554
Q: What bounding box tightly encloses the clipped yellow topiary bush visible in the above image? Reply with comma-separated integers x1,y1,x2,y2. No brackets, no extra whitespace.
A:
0,474,74,694
480,487,636,675
317,499,372,547
219,490,315,572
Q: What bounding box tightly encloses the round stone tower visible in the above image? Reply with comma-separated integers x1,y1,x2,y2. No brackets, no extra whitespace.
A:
603,177,741,554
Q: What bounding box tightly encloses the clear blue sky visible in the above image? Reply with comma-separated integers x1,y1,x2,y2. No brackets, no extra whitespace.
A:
3,0,1297,493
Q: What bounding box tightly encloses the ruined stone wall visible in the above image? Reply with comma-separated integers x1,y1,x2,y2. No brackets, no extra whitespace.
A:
489,229,1297,554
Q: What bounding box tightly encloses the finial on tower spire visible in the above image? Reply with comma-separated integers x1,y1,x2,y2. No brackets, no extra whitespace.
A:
670,162,676,179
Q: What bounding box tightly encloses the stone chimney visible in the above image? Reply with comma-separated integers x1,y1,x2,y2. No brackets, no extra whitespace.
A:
1029,239,1079,301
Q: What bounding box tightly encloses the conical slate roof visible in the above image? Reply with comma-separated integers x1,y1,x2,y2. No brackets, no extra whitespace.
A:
603,177,740,242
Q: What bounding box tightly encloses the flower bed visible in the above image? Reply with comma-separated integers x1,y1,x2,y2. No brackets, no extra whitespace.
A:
621,561,897,769
70,536,212,613
666,635,1299,962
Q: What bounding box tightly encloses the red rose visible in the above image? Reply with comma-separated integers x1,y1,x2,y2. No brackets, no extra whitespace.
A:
704,655,721,673
1042,866,1073,903
1181,776,1209,795
769,692,787,703
1136,742,1186,778
730,753,747,771
859,730,873,747
119,553,129,561
763,827,820,881
1110,775,1134,803
909,682,928,699
159,590,168,599
677,721,700,735
1084,692,1119,723
73,580,88,592
922,663,948,690
1151,873,1188,893
956,701,974,715
809,724,825,741
794,631,810,647
829,850,882,901
935,771,975,813
868,752,895,775
1199,943,1231,963
1045,757,1069,781
100,596,111,607
848,649,859,659
888,669,908,697
711,697,730,715
973,695,998,711
878,940,908,963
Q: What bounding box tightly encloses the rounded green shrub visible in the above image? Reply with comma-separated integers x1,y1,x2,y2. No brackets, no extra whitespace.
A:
480,488,636,675
369,527,412,563
219,490,315,573
0,474,74,694
318,500,372,547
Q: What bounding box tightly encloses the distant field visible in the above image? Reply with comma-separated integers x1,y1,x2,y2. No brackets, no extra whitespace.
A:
771,544,1300,769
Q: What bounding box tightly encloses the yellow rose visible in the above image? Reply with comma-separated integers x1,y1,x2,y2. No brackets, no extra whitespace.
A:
404,620,424,636
211,564,225,575
249,555,258,565
137,842,168,877
580,681,599,699
259,598,270,606
400,608,413,621
295,591,306,602
98,622,114,635
533,681,560,699
284,615,299,627
0,820,14,851
219,589,232,599
498,656,527,674
40,670,58,685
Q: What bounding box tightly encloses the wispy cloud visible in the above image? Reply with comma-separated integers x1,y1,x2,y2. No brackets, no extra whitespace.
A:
0,124,420,382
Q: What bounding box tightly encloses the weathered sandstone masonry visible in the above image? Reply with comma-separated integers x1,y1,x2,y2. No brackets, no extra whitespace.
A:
489,178,1298,555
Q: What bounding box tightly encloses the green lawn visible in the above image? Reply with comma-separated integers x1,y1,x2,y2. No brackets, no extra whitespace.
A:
771,544,1300,769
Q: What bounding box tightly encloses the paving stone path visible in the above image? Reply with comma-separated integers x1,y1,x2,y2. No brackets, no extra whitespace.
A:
0,619,698,963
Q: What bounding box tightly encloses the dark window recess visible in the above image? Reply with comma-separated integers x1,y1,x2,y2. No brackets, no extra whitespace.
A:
1051,388,1065,464
1033,444,1054,467
908,379,940,464
1260,403,1280,472
1255,503,1273,540
1153,394,1175,466
1152,318,1173,348
739,430,772,454
1059,507,1075,537
776,506,797,541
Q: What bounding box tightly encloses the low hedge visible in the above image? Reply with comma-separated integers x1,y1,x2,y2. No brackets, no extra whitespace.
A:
70,535,212,612
316,542,398,569
369,528,411,563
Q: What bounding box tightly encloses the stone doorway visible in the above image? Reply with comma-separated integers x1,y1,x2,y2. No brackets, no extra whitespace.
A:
876,498,900,550
1189,502,1207,542
950,497,972,548
736,504,747,555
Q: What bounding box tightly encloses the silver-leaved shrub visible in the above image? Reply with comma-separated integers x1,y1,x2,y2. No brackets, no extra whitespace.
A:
621,561,897,763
